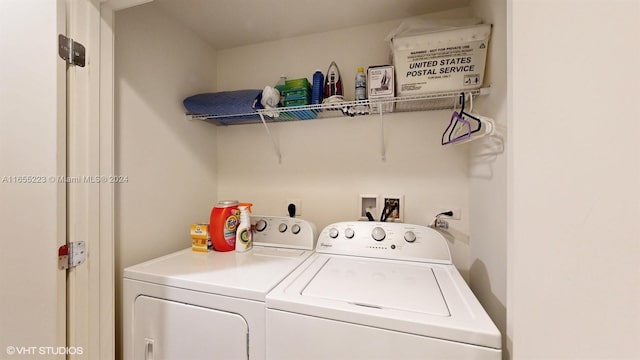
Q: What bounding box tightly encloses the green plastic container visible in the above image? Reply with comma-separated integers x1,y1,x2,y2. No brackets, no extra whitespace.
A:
283,88,311,101
284,98,310,107
285,78,310,89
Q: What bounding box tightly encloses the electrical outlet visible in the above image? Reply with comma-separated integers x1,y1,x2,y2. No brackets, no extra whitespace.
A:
437,208,462,220
436,218,450,229
285,199,301,217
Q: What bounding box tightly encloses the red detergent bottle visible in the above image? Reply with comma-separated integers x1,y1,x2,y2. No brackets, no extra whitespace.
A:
210,200,239,252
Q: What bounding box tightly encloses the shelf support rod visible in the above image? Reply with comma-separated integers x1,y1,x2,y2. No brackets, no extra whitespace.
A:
379,105,386,161
258,113,282,164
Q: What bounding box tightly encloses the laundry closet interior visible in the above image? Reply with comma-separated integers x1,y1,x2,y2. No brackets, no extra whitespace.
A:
113,0,507,357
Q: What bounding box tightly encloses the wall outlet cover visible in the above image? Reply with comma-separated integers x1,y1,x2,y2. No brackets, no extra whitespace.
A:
437,207,461,220
358,194,379,221
285,199,301,217
381,194,404,222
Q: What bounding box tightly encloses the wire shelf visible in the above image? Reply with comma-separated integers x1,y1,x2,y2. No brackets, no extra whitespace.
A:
185,87,491,163
186,87,490,125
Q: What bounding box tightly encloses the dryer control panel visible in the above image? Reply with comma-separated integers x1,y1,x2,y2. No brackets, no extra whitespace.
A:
251,215,317,250
315,222,451,264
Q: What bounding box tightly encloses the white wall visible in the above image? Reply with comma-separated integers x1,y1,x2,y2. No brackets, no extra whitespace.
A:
508,0,640,358
114,1,217,356
0,0,66,353
215,18,476,278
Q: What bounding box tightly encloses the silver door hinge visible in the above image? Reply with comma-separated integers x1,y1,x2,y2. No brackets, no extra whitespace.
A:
58,241,86,270
58,34,86,67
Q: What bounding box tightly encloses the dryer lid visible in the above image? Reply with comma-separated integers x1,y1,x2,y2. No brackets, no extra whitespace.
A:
301,257,449,316
124,247,312,301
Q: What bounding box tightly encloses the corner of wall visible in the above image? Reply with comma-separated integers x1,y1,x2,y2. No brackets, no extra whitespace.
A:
114,3,218,359
468,0,508,358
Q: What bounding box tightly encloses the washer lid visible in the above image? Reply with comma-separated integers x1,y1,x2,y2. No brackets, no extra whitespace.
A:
301,257,449,316
267,253,502,349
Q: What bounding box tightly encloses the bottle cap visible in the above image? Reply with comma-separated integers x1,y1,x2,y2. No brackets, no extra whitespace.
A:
357,67,364,72
239,202,253,212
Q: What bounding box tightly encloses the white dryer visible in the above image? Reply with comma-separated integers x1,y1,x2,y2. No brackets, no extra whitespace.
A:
266,221,501,360
123,215,316,360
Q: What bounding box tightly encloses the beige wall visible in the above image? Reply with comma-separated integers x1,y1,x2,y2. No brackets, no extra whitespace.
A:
112,1,640,359
114,1,218,355
216,19,401,99
215,16,475,278
115,1,218,272
114,3,490,354
508,0,640,358
469,0,509,357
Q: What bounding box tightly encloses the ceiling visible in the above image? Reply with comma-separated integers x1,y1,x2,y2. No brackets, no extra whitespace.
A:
153,0,470,50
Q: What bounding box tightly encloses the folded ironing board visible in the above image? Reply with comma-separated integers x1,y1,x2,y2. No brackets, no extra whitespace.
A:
183,90,262,124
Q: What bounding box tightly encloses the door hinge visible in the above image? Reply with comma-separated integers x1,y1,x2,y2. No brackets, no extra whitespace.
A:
58,34,86,67
58,241,86,270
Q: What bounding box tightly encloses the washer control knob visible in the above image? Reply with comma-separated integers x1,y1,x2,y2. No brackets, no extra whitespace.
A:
371,227,386,241
329,228,339,239
404,231,417,243
255,219,267,232
344,228,355,239
278,223,288,233
291,224,301,234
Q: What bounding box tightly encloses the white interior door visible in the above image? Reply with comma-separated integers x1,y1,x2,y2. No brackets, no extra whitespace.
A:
0,0,68,357
0,0,113,358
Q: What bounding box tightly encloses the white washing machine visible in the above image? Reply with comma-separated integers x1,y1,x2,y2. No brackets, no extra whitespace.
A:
266,221,501,360
123,215,316,360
